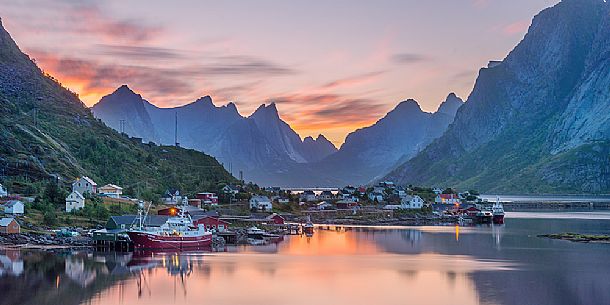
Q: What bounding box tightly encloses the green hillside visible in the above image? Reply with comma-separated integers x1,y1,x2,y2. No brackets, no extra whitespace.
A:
0,18,236,198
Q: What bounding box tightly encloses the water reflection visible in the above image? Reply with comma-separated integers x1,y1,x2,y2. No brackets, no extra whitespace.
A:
1,214,609,305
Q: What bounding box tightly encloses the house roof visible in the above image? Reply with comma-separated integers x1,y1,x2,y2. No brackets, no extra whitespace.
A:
438,194,459,199
76,176,98,186
250,195,271,202
100,184,123,190
193,215,230,224
68,191,85,200
108,215,169,228
0,218,16,226
5,200,23,207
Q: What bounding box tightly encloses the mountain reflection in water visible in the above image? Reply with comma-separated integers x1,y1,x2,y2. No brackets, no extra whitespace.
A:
1,213,609,305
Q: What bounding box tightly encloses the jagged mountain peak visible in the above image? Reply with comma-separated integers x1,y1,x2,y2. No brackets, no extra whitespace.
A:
316,134,331,142
436,93,464,115
251,102,279,118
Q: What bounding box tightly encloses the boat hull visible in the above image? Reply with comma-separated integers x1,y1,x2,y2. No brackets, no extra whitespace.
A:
475,215,492,224
303,225,314,235
493,214,505,224
127,231,212,250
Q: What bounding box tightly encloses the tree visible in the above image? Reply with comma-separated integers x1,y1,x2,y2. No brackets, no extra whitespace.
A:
442,188,455,194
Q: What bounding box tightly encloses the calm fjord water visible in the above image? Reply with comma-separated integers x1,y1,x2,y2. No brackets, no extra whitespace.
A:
1,212,610,305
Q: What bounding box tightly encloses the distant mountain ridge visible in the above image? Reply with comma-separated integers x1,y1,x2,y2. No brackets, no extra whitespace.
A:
92,87,339,185
385,0,610,193
93,86,462,186
314,93,463,185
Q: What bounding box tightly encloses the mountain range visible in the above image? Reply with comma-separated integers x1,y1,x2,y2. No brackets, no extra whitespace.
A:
92,86,462,186
0,17,235,196
385,0,610,193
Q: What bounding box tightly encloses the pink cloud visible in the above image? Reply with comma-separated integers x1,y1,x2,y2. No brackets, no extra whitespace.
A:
503,20,531,36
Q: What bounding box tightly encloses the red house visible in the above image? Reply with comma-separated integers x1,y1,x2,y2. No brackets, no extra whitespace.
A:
266,213,285,224
336,200,358,210
188,199,202,208
193,216,230,232
196,193,219,205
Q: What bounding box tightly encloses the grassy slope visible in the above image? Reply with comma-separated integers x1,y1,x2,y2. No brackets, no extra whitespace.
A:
0,18,237,198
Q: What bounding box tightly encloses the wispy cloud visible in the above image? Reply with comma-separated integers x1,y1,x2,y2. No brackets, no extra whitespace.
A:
94,45,186,60
319,71,385,91
391,53,431,64
199,55,296,76
1,0,162,43
29,50,195,105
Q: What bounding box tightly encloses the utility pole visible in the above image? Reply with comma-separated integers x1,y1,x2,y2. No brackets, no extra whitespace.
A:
119,119,126,134
174,112,180,147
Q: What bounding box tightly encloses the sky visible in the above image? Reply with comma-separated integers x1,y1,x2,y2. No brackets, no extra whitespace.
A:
0,0,558,146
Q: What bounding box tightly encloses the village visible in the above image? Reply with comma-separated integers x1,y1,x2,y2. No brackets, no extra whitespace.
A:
0,177,500,250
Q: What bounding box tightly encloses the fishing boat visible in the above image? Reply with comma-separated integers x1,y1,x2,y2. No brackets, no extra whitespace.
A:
475,210,493,224
492,197,505,224
127,197,212,250
303,216,314,235
247,226,266,239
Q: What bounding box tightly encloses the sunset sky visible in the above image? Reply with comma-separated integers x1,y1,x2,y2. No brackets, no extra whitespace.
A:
0,0,558,146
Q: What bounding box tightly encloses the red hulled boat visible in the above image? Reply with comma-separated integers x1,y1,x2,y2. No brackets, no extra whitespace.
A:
127,197,212,250
492,197,505,224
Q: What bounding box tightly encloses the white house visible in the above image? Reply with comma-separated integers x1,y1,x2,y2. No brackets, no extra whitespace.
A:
72,176,97,195
401,195,424,209
249,196,273,211
301,190,317,202
0,184,7,197
98,184,123,198
4,200,24,215
66,191,85,212
222,185,240,195
319,190,334,201
316,201,333,210
368,192,384,202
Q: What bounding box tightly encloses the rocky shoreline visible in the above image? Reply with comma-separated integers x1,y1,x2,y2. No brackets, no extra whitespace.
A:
0,233,93,250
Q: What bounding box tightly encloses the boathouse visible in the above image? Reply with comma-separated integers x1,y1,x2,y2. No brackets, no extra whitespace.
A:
193,215,230,232
106,215,169,230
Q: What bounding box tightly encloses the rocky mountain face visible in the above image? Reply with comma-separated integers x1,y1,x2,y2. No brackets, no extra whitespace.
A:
385,0,610,193
91,85,159,143
302,134,337,163
92,88,339,185
313,94,463,185
0,17,236,195
93,84,462,186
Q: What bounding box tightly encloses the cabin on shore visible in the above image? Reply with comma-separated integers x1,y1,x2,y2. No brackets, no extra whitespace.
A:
0,218,20,234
